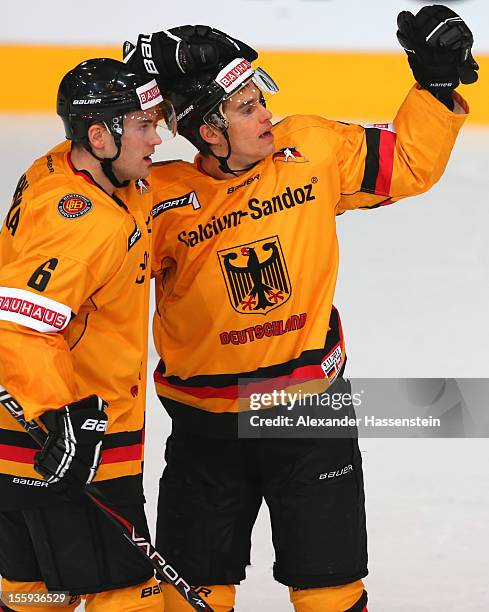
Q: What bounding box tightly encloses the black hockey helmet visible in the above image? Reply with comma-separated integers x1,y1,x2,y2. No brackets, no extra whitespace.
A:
170,57,279,174
57,58,176,186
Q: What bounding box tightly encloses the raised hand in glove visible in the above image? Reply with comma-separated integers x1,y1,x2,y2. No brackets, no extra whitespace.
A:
124,25,258,88
34,395,108,492
397,4,478,109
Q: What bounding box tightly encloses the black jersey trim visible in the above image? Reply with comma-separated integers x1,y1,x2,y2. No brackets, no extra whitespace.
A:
0,427,143,451
361,128,381,193
156,306,343,390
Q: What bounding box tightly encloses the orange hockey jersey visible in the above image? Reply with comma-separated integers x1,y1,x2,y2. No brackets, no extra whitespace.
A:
0,141,152,508
150,86,467,431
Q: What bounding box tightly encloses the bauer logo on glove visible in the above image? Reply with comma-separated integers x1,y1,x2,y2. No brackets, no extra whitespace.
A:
34,395,108,491
124,25,258,89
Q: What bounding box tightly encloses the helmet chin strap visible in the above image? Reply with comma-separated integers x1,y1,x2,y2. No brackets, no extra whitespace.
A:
100,156,130,189
85,125,130,189
209,130,259,177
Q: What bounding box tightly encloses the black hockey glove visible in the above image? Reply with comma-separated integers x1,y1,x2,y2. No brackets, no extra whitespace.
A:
397,4,478,109
123,25,258,88
34,395,108,492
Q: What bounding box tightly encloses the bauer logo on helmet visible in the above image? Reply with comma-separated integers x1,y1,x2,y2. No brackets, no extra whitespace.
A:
72,98,102,105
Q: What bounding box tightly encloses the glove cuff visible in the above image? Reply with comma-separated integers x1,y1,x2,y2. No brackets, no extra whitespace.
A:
407,55,459,92
430,89,455,111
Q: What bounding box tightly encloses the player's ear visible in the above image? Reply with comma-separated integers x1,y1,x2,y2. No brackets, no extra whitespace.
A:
87,122,111,152
199,123,221,146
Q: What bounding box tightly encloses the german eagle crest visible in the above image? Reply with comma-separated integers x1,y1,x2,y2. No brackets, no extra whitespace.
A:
218,236,291,315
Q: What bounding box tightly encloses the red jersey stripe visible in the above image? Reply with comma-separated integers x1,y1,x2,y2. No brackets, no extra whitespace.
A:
0,444,36,463
101,444,143,464
375,130,396,195
0,443,143,465
155,363,326,400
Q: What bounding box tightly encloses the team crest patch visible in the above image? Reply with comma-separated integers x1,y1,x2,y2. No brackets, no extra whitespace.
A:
273,147,308,163
218,236,291,315
57,194,92,219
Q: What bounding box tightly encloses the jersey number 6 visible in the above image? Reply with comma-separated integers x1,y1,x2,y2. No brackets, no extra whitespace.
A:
27,258,59,292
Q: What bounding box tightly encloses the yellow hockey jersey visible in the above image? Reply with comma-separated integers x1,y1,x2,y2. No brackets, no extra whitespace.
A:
150,85,467,431
0,141,152,508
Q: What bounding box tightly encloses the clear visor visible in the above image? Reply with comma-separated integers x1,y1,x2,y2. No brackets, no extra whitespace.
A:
204,67,279,130
123,99,177,141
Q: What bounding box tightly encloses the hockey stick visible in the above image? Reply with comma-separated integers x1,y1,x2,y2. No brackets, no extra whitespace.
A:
0,386,213,612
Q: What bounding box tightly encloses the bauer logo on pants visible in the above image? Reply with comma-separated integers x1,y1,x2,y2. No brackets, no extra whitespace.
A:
218,236,291,315
57,194,93,219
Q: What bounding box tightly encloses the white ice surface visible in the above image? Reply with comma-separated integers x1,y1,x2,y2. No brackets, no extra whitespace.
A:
1,115,488,610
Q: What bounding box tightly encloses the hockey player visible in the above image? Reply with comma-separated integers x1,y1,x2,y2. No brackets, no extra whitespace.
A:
0,59,177,611
126,6,478,611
